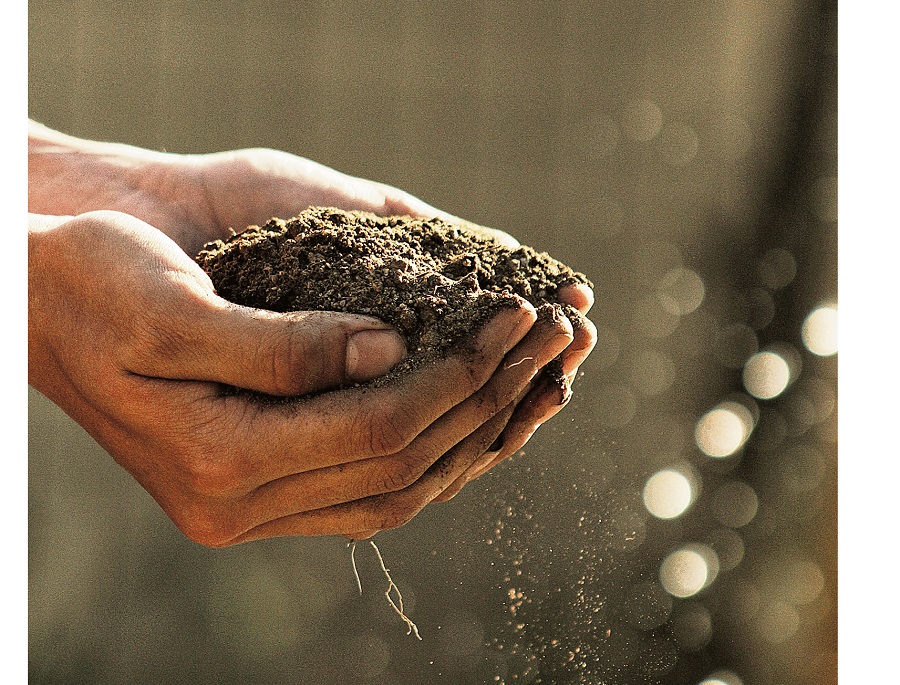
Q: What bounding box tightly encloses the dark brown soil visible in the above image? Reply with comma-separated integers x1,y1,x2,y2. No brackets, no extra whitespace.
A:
195,206,592,392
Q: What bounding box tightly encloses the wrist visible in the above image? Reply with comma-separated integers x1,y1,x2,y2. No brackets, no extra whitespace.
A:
27,213,69,391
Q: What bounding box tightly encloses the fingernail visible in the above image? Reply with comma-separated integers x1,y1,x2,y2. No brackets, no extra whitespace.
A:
346,329,407,381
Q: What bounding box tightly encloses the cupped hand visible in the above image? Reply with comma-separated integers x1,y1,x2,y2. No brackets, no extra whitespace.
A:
184,148,598,495
29,210,576,545
28,126,598,522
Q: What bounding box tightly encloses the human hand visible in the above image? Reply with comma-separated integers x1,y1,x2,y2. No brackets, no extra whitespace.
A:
29,210,574,545
27,123,516,255
186,148,598,500
28,124,597,510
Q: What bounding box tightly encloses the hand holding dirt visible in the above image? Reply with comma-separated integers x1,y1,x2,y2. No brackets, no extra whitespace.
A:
28,124,597,544
28,210,578,545
196,207,598,525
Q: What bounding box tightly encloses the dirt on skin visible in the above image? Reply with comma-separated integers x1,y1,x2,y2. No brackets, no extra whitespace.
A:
195,206,592,395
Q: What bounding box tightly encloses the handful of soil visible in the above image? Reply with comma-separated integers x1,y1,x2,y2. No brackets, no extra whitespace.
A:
195,206,592,389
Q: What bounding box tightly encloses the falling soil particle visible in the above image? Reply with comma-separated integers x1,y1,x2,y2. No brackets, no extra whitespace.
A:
196,206,592,395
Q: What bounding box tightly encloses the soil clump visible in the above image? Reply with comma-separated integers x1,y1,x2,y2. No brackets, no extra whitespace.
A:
196,206,592,393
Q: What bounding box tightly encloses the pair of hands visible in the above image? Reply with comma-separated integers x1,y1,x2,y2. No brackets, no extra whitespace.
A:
28,124,596,546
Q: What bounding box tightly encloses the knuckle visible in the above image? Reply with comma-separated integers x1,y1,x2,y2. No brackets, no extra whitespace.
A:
173,502,238,548
364,401,417,456
181,448,241,498
257,327,310,396
366,456,427,496
119,303,189,371
374,498,422,531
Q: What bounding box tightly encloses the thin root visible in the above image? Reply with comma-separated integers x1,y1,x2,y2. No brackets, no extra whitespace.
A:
348,539,422,640
349,540,363,595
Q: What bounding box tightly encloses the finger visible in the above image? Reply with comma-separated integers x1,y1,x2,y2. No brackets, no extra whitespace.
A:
466,424,540,483
461,421,544,488
430,378,533,504
464,368,578,484
430,437,501,502
431,309,589,502
436,367,573,499
557,283,594,315
344,530,378,541
230,402,518,542
73,214,406,397
238,313,573,524
430,468,479,503
559,311,597,376
136,292,409,396
226,302,539,480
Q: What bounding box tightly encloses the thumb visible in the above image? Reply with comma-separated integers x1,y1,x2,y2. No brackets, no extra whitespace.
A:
155,298,407,396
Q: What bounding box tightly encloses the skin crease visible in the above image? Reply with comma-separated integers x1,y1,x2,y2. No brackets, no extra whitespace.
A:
28,122,597,546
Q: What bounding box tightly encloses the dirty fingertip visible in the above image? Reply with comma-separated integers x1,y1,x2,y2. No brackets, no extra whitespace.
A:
558,283,594,315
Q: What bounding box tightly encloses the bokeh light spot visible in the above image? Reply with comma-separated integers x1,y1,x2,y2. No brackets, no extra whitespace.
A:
743,351,791,399
756,601,800,644
633,295,681,339
779,558,826,606
660,548,710,598
801,305,838,356
685,543,720,588
704,527,745,572
621,98,663,142
658,267,706,316
700,670,744,685
768,342,804,385
631,349,676,396
757,248,797,291
643,469,693,519
709,481,759,528
660,122,699,166
670,602,713,651
695,405,752,457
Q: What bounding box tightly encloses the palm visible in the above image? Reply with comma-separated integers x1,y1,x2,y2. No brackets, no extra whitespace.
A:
158,148,519,256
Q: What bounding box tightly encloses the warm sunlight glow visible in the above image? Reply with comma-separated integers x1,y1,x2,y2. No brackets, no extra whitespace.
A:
801,305,838,356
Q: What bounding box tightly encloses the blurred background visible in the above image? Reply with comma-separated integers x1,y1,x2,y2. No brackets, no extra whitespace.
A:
28,1,837,683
